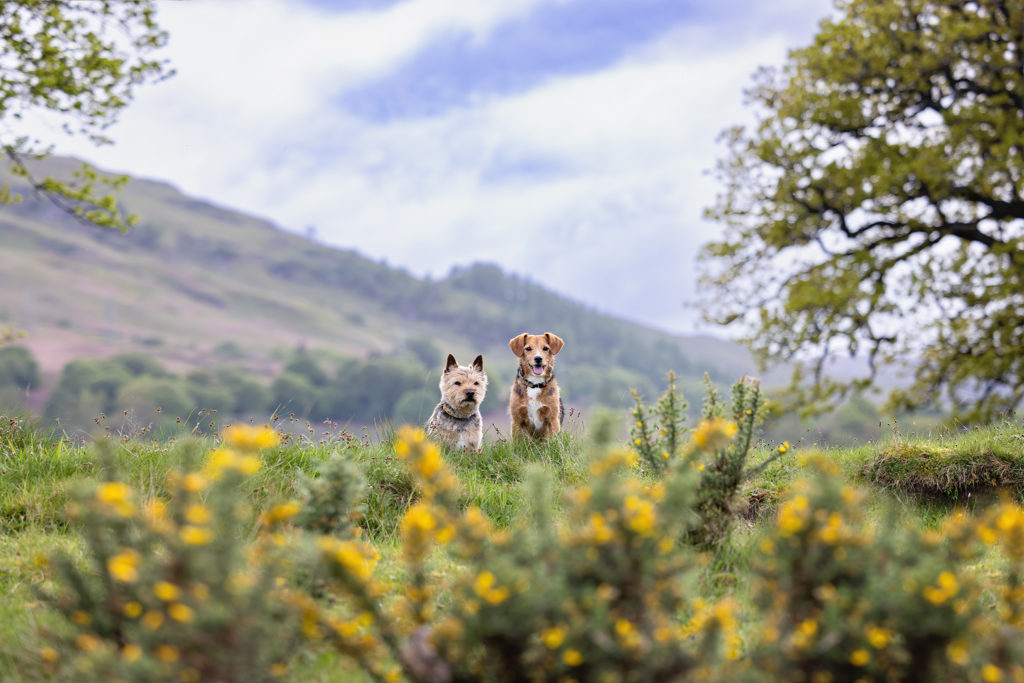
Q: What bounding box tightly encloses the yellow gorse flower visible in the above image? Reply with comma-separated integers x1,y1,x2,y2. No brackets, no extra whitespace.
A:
947,641,969,666
203,447,263,480
181,472,209,492
96,481,135,517
142,611,164,630
321,538,378,580
402,503,436,533
154,581,181,601
866,625,892,648
924,571,960,605
540,626,566,649
121,644,142,662
180,525,213,545
108,548,141,583
417,445,443,479
76,634,101,652
473,571,510,605
185,504,212,525
223,424,280,451
982,664,1004,682
692,417,738,452
264,501,302,524
154,644,180,662
588,512,614,544
778,495,810,536
168,603,194,622
623,495,656,536
400,502,441,559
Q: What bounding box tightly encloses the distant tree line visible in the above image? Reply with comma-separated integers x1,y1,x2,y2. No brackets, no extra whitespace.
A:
0,338,687,435
0,343,925,444
30,349,437,434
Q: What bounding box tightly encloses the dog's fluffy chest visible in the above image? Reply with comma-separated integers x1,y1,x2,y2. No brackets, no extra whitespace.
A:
526,386,544,430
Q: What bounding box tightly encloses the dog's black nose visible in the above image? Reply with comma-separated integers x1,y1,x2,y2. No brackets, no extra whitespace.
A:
533,356,542,364
465,390,476,399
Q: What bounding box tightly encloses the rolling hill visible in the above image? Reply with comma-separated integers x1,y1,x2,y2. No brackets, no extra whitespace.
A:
0,156,767,425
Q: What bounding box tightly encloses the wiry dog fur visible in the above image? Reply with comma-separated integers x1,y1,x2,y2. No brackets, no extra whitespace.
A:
508,332,564,439
425,354,487,452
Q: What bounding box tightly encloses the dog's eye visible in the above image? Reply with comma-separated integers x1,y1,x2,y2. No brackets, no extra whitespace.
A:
474,381,479,386
454,381,461,386
525,346,532,351
543,346,549,351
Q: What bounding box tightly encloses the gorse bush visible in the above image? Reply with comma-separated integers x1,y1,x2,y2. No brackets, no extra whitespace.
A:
40,426,302,682
632,374,784,548
688,375,784,548
293,451,367,536
740,456,1024,683
629,370,688,474
304,427,738,682
38,407,1024,682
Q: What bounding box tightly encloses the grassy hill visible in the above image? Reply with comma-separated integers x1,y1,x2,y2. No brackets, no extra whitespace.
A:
0,157,764,426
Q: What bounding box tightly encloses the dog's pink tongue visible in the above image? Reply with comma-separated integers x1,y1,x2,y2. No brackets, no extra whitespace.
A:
532,366,544,375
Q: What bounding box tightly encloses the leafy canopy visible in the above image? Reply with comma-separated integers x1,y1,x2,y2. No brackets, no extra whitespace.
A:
702,0,1024,422
0,0,169,229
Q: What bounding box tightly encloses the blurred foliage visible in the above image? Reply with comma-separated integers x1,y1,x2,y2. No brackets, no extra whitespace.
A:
0,0,170,230
736,456,1024,682
40,429,302,682
702,0,1024,423
0,344,40,408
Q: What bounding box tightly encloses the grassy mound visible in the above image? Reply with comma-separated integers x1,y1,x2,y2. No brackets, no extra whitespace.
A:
861,422,1024,501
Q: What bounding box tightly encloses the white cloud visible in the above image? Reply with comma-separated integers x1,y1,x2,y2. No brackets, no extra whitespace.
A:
33,0,833,334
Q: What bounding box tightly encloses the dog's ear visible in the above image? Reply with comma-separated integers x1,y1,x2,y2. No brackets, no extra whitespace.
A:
508,333,527,356
544,332,564,355
445,354,458,372
471,355,484,372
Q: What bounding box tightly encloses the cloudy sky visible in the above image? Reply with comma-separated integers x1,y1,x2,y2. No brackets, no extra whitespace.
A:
43,0,834,335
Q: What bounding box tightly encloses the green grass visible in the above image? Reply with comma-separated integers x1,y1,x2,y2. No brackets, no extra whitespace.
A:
1,417,1023,681
861,421,1024,501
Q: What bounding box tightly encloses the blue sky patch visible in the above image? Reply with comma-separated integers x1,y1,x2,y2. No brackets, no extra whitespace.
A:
335,0,708,121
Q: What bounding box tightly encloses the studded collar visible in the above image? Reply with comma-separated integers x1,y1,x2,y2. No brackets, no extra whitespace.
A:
440,401,474,421
516,366,555,389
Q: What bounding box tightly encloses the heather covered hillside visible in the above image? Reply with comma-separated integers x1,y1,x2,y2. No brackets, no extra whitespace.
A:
1,158,769,435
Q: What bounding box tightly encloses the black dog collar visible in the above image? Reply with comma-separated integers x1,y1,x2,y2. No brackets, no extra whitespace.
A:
516,366,555,389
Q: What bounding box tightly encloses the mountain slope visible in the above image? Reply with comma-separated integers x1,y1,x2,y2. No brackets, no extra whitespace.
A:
0,157,763,414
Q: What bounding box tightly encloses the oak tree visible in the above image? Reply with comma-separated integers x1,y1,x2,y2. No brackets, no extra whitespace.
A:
0,0,169,229
702,0,1024,421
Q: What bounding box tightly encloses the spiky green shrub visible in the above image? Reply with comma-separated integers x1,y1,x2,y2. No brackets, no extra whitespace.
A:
39,426,303,682
294,451,367,536
739,456,1024,682
630,374,786,547
629,370,688,473
300,427,739,682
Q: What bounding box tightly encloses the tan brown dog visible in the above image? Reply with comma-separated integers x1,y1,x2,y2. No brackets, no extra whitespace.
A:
508,332,564,439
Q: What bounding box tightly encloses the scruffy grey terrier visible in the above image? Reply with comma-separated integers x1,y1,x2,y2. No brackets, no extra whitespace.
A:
425,354,487,452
